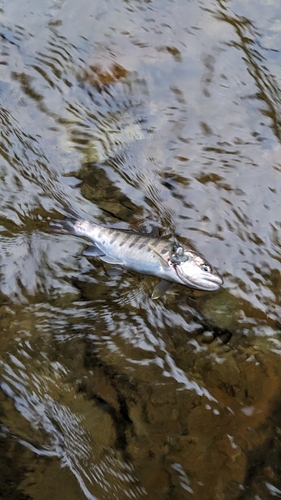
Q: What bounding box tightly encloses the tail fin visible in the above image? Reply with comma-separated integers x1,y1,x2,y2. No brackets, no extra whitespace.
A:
50,219,78,235
50,218,99,240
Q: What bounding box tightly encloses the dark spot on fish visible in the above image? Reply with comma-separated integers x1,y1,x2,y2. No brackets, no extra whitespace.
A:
160,247,167,255
97,232,102,238
110,231,121,243
119,240,126,247
129,236,140,248
138,242,146,250
146,238,155,247
121,232,130,241
147,246,152,253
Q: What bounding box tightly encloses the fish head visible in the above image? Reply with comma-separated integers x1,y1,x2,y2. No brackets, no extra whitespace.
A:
173,250,223,291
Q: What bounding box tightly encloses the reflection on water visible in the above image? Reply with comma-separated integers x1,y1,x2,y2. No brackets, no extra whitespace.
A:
1,0,281,498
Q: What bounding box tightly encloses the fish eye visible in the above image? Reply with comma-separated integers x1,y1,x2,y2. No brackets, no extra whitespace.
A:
201,264,212,273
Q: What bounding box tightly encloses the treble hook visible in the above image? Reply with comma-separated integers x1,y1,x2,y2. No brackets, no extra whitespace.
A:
170,238,189,264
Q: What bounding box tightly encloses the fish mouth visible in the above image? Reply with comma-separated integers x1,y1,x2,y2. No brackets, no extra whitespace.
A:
196,274,224,291
176,268,223,291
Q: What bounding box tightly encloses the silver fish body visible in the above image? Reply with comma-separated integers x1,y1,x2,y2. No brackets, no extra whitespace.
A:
53,219,223,298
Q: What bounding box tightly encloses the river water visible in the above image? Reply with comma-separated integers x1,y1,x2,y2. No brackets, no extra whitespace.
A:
1,0,281,499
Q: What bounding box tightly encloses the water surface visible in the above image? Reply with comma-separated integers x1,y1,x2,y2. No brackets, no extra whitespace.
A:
1,0,281,498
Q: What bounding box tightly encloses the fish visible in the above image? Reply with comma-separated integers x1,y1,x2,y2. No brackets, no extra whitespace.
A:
51,219,223,299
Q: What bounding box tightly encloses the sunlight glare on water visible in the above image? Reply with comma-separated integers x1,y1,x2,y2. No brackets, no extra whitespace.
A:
1,0,281,498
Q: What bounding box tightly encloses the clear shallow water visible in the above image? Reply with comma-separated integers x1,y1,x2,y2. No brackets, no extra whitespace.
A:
1,0,281,498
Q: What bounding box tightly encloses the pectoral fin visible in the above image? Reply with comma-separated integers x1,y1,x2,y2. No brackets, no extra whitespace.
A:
83,245,105,257
152,280,173,299
148,244,169,269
